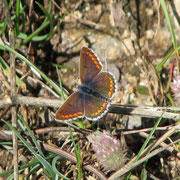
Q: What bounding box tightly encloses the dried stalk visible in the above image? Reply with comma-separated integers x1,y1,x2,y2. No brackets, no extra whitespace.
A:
2,0,18,179
108,138,180,179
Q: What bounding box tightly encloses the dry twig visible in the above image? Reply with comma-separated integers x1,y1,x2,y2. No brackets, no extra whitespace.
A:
1,95,180,120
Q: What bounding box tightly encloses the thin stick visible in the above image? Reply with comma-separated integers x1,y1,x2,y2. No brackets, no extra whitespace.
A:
1,95,180,120
2,0,18,179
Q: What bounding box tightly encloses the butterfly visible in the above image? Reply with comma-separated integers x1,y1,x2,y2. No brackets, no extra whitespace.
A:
55,47,117,121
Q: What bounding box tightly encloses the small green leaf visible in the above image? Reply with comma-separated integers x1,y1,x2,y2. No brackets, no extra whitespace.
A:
136,85,149,95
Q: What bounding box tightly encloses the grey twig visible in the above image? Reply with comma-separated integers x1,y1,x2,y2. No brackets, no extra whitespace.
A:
1,95,180,120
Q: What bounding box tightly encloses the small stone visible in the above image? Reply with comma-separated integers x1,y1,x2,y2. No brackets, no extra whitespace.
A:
145,8,154,16
146,29,154,39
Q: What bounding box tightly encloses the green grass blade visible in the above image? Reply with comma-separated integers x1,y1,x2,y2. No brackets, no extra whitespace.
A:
17,114,44,157
26,163,41,179
52,156,71,180
8,0,13,9
36,1,53,40
126,114,164,179
21,20,50,45
0,56,25,88
52,63,73,71
166,93,176,107
0,19,7,36
160,0,178,54
0,5,26,29
1,119,55,179
0,56,10,69
6,170,24,180
156,46,180,73
56,65,67,100
69,126,83,179
134,113,164,161
17,32,48,41
0,155,56,177
15,0,20,35
0,45,64,96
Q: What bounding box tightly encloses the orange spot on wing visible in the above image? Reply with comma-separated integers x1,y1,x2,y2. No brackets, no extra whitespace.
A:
73,113,78,117
78,112,83,115
92,103,107,116
85,50,102,69
108,77,115,97
96,65,101,69
69,114,73,118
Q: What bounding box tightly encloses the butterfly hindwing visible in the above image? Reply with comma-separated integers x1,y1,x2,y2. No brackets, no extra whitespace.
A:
89,72,117,99
84,95,110,121
80,47,102,84
56,92,84,121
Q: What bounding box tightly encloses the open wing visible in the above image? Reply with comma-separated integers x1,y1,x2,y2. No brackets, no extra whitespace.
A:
89,72,117,99
80,47,102,84
56,92,84,121
84,95,110,121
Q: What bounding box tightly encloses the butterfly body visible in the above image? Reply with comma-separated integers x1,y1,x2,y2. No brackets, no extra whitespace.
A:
78,83,110,102
56,47,117,121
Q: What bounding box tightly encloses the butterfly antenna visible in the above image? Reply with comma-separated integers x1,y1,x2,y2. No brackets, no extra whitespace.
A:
105,51,109,72
102,46,108,72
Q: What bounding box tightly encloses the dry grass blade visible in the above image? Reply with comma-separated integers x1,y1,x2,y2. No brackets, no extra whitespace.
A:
108,138,180,179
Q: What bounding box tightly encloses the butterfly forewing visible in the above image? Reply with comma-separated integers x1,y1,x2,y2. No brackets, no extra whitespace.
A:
89,72,116,99
56,92,84,121
80,47,102,84
84,95,109,121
